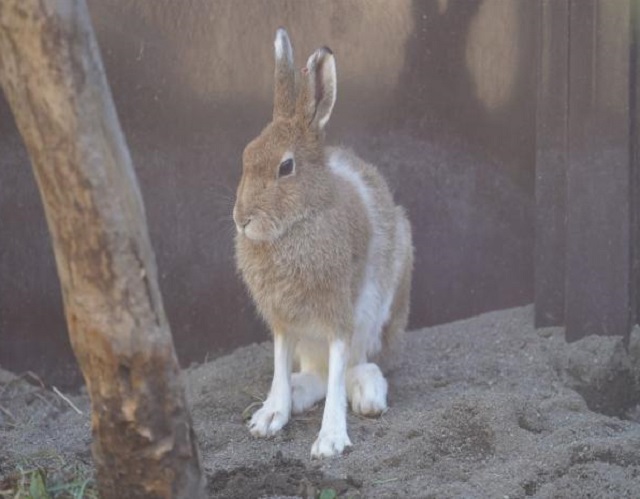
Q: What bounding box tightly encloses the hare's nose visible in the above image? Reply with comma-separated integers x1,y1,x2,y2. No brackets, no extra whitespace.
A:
235,215,252,233
233,205,251,230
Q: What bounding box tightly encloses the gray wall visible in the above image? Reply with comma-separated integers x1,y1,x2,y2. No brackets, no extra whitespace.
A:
0,0,538,388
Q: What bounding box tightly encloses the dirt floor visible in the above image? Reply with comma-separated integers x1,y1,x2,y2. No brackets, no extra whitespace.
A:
2,305,640,498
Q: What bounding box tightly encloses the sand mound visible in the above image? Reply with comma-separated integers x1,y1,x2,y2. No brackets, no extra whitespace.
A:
2,305,639,498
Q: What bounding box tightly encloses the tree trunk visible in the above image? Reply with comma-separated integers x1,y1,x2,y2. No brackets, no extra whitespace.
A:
0,1,205,497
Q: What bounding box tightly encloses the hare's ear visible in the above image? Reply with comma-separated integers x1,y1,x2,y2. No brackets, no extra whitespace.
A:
299,47,336,131
273,28,296,119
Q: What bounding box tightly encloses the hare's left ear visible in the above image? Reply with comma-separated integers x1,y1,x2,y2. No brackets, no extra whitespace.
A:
298,47,336,130
273,28,296,119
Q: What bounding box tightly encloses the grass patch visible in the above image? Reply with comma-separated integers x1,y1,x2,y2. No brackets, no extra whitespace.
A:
318,489,338,499
0,463,97,499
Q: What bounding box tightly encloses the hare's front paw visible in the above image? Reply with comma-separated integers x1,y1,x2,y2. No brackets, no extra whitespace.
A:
347,363,388,417
291,372,326,414
311,428,352,458
249,403,289,437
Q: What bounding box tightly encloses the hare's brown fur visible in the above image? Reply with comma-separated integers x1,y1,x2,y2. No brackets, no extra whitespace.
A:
233,28,412,457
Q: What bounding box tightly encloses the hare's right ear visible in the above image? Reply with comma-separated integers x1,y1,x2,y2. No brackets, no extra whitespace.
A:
298,46,336,131
273,28,296,119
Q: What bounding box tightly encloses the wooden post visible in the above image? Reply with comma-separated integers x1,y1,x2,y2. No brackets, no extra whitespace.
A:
565,0,633,341
534,0,569,328
536,0,637,342
0,1,205,498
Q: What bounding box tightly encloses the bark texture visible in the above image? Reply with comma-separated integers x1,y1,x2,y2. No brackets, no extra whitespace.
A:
0,1,205,497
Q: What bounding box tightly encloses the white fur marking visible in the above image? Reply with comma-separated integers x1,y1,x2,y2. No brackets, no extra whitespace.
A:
249,334,293,437
328,151,396,363
291,372,326,414
311,339,351,457
346,363,388,416
274,29,292,63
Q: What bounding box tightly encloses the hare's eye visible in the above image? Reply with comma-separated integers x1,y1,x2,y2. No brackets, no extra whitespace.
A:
278,158,294,178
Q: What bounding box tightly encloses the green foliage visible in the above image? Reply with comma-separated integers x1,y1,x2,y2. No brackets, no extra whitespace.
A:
1,465,97,499
27,469,49,499
318,488,337,499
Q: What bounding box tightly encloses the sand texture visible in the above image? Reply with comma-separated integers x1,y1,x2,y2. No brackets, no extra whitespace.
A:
2,306,640,498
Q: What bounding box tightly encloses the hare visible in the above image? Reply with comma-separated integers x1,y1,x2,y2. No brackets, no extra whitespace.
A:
233,28,413,458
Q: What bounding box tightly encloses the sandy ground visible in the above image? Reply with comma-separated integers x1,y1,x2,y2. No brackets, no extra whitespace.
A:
2,305,640,498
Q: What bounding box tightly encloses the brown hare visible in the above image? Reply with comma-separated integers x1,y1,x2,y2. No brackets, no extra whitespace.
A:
233,28,413,458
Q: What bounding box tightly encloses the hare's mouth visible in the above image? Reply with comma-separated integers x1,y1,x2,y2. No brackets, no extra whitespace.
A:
234,210,266,240
242,225,263,241
240,219,278,242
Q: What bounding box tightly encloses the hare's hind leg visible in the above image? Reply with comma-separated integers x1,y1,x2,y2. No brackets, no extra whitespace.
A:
347,362,388,416
381,250,412,364
291,339,327,414
347,247,412,417
346,304,389,417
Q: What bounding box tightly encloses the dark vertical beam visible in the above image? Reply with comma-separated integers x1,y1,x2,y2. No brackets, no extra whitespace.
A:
535,0,569,327
565,0,633,341
631,1,640,329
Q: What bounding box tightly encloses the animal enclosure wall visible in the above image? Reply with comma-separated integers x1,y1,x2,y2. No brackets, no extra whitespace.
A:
535,0,639,341
1,0,540,388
